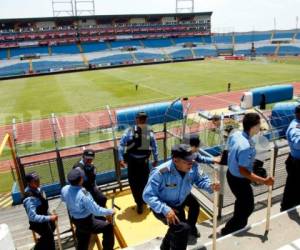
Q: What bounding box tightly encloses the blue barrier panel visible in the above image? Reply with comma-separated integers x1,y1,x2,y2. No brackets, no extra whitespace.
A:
251,84,294,106
270,102,299,138
116,101,183,130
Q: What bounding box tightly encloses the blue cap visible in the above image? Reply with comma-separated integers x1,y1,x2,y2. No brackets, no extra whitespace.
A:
67,168,84,184
25,172,39,183
171,144,197,161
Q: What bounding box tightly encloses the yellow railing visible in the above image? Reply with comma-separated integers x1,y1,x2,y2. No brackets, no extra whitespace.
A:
0,133,25,194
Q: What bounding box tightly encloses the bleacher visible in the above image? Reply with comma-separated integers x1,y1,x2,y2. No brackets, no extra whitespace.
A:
81,42,108,53
169,49,193,59
143,38,172,48
255,45,276,55
32,60,85,73
134,52,164,61
273,32,294,39
51,44,80,55
0,49,7,59
89,53,133,65
235,32,271,43
278,45,300,56
110,40,141,49
213,34,232,44
173,37,202,45
10,46,49,58
0,62,29,77
193,46,217,57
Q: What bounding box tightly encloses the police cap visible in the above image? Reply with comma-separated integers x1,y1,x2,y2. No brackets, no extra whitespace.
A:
136,111,148,118
83,149,95,160
67,168,84,185
182,134,201,147
25,172,39,183
171,144,197,161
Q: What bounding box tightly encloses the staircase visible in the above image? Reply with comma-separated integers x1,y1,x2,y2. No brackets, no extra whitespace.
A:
275,43,281,56
161,48,172,60
29,59,33,73
130,52,138,62
270,31,275,42
77,43,83,53
293,31,298,43
190,48,196,58
7,48,10,59
105,41,112,50
139,40,145,48
170,38,176,46
0,192,12,208
48,46,52,56
232,33,236,51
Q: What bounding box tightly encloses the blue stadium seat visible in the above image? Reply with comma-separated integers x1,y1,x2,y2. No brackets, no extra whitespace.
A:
255,46,276,55
202,36,212,44
193,48,217,57
10,46,49,58
32,60,85,72
0,62,29,77
273,32,294,39
81,42,108,53
252,33,271,42
0,49,7,60
143,38,172,48
89,54,133,65
234,49,251,56
174,37,202,44
235,34,255,43
278,46,300,56
110,40,141,48
170,49,193,59
51,44,80,55
297,33,300,39
134,52,164,60
213,35,232,44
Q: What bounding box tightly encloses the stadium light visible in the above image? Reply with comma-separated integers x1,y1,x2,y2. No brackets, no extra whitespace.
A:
52,0,74,17
176,0,194,13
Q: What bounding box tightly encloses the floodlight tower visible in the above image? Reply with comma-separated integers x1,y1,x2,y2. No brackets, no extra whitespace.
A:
52,0,74,17
176,0,195,13
74,0,95,16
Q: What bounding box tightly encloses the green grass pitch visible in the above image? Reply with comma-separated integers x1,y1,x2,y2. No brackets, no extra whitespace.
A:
0,58,300,123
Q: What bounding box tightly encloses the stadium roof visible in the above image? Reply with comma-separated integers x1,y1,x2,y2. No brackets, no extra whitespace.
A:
0,12,212,23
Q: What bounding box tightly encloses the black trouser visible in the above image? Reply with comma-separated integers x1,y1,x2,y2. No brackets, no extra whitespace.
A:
281,154,300,211
88,185,107,208
72,215,114,250
126,155,150,206
29,221,56,250
152,194,199,250
221,170,254,235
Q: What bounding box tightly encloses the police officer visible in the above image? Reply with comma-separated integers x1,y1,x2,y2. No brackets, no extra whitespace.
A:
220,113,274,236
23,172,57,250
118,111,159,214
61,168,115,250
281,105,300,211
73,149,107,208
143,144,220,250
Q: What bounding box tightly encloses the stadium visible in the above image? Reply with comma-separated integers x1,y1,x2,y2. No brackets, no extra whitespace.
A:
0,0,300,249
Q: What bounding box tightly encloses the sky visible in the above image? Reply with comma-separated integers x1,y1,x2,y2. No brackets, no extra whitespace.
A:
0,0,299,32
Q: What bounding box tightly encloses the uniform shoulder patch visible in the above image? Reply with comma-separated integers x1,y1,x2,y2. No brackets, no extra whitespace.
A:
82,188,88,195
159,166,170,174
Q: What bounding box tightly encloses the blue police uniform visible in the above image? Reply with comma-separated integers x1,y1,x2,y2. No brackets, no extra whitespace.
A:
221,131,256,235
23,186,55,250
118,124,159,211
281,118,300,211
195,151,214,165
73,149,107,208
143,158,212,250
61,169,114,250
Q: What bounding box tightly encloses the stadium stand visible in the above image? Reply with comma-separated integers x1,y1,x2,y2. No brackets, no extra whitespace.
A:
193,46,218,57
142,38,173,48
32,60,85,72
173,36,202,44
51,44,80,55
273,32,295,39
255,45,276,55
110,40,141,49
10,46,49,58
213,34,232,44
278,45,300,56
81,42,108,53
0,49,7,60
89,53,133,65
0,62,29,77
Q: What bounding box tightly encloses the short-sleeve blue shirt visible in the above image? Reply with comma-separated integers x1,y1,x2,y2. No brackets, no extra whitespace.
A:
227,131,256,178
286,119,300,159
